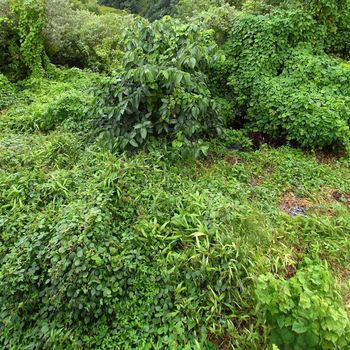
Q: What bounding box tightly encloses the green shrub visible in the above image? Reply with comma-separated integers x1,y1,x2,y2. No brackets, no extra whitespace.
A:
44,0,133,70
248,78,350,150
256,261,350,349
70,0,100,12
4,89,88,132
247,49,350,150
226,9,326,106
242,0,297,14
99,0,177,20
282,48,350,96
39,90,88,132
90,17,224,150
304,0,350,57
0,1,10,73
222,7,350,151
175,0,222,18
216,128,253,151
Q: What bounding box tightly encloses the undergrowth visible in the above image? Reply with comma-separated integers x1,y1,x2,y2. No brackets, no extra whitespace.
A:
1,0,350,348
1,74,350,349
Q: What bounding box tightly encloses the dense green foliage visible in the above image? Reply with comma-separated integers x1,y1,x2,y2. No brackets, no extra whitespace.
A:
90,17,223,149
1,75,350,349
223,4,350,150
257,261,350,349
44,0,134,69
98,0,243,20
1,0,350,349
248,48,350,150
0,0,47,78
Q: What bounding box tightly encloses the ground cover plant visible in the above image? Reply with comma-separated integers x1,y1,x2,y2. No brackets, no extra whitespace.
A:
1,0,350,349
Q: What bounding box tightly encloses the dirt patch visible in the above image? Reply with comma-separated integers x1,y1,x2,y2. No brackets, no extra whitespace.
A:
280,192,312,216
225,155,243,165
312,149,346,164
329,189,350,206
285,264,297,280
279,190,349,217
208,332,231,350
309,188,350,215
250,176,264,187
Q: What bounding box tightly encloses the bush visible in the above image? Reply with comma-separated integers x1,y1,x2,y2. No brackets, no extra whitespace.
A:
304,0,350,57
247,48,350,150
99,0,177,20
177,3,239,45
242,0,296,14
38,90,89,132
216,128,253,151
0,0,25,79
0,1,10,72
69,0,100,12
175,0,222,19
222,7,350,151
226,9,326,106
44,0,133,69
90,17,224,150
256,261,350,349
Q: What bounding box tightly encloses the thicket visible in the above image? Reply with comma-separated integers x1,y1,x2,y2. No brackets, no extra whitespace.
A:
98,0,177,20
2,0,349,151
0,68,96,133
98,0,244,20
248,48,350,150
1,0,350,349
223,2,350,151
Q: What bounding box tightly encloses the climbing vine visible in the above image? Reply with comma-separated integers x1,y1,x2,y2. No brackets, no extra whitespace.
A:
9,0,47,76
